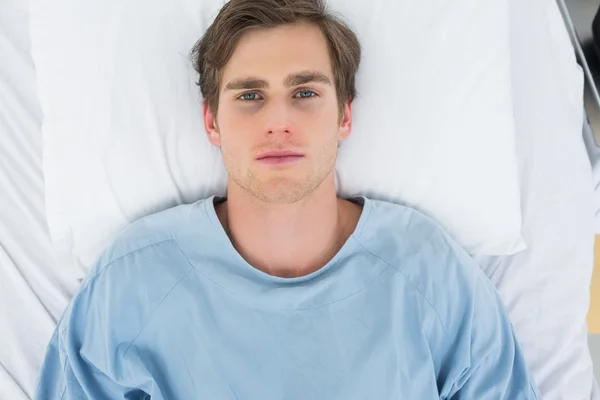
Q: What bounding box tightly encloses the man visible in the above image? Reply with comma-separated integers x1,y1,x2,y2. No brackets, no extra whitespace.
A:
36,0,540,398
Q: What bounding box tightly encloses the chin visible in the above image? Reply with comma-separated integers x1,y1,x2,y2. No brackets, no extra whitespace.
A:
253,180,311,205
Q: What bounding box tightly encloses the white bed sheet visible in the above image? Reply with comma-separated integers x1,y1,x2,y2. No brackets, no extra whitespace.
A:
473,0,598,398
0,0,597,399
0,0,80,398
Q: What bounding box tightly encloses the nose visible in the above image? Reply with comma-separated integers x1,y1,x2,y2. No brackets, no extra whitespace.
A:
264,98,293,136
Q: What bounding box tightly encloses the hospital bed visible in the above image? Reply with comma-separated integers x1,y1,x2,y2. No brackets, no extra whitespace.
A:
0,0,598,399
560,0,600,333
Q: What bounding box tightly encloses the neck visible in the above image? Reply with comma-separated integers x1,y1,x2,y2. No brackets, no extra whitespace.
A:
215,173,362,278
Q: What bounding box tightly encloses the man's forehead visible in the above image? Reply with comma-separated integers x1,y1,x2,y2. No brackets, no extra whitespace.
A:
220,23,333,86
236,21,326,47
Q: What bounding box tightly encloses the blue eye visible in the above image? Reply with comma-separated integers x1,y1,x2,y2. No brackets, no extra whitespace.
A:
295,90,316,99
239,92,260,101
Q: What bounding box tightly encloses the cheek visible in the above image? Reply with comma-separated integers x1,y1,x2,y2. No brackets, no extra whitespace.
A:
218,104,262,135
217,115,253,165
219,135,245,175
310,98,340,124
297,99,331,115
304,103,342,137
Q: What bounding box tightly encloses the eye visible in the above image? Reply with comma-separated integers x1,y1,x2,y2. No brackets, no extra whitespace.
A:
294,90,317,99
238,92,262,101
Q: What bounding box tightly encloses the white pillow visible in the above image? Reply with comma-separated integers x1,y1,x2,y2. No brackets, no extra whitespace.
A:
28,0,524,273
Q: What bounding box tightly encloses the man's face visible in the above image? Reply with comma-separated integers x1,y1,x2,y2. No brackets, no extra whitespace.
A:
203,22,352,205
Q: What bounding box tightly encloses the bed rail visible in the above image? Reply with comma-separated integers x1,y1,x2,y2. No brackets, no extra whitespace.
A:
556,0,600,135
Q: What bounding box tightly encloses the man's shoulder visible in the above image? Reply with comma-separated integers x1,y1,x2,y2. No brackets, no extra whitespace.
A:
360,197,450,254
363,196,474,274
360,197,481,323
69,200,211,317
58,200,213,355
97,198,210,269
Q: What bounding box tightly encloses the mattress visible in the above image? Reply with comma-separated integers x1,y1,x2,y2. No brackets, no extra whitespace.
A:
0,0,596,399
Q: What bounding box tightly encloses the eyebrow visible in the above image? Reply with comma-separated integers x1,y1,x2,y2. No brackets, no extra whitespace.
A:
224,71,332,91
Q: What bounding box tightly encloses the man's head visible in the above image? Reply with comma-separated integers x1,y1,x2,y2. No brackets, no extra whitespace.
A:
190,0,361,204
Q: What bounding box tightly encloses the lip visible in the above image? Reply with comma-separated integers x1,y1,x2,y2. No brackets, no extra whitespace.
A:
256,150,304,160
256,150,305,166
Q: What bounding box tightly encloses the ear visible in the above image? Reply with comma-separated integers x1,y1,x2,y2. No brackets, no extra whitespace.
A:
203,101,221,147
339,97,352,141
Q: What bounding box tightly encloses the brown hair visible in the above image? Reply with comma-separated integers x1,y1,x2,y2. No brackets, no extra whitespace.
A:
190,0,361,115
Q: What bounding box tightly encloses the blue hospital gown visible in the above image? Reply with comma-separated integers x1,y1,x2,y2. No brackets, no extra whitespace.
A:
36,196,539,399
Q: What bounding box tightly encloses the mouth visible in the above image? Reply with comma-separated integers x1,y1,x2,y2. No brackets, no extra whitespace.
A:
256,150,305,165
